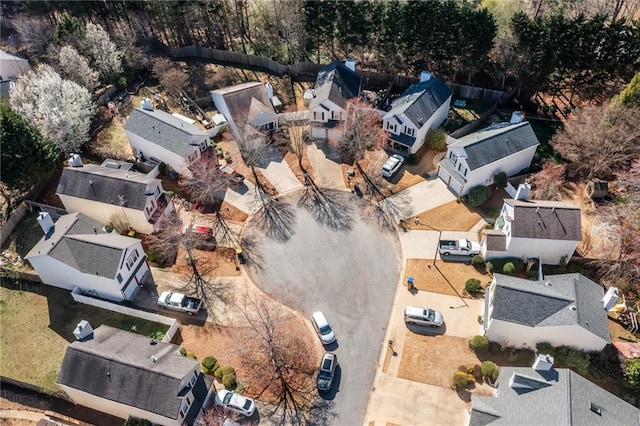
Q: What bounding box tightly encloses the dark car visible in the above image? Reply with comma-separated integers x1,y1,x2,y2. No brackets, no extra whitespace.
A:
317,352,338,391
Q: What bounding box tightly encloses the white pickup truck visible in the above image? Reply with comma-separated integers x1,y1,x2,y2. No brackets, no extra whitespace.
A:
157,291,203,315
438,239,481,256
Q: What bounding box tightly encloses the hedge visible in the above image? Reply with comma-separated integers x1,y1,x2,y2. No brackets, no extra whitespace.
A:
465,278,482,293
468,186,492,207
469,335,489,352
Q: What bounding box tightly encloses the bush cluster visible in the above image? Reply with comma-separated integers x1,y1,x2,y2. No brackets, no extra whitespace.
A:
468,186,492,207
201,356,219,374
465,278,483,293
453,371,474,391
469,335,489,352
471,255,485,267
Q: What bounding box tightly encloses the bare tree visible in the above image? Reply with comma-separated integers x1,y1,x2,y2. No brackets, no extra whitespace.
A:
181,156,236,209
552,105,640,180
529,161,567,200
151,57,189,96
13,18,53,57
196,405,256,426
616,156,640,205
233,292,321,425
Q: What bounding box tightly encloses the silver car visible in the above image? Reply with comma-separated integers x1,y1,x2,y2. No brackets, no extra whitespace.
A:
404,306,444,327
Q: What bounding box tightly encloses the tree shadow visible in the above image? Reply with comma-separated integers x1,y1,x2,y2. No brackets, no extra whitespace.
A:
306,397,339,425
356,166,413,232
238,233,265,270
298,180,354,232
253,188,296,242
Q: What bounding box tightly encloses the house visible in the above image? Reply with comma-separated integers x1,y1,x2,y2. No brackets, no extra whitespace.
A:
483,273,610,351
0,50,31,97
56,158,174,234
481,185,581,265
469,354,639,425
383,71,452,154
210,81,278,136
124,99,211,176
25,212,152,302
57,324,214,426
309,59,362,140
437,117,539,196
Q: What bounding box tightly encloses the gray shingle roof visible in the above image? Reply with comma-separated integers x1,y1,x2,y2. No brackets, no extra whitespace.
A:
57,325,208,423
124,108,208,156
451,122,539,170
385,77,452,129
470,367,639,425
309,61,361,110
25,213,136,279
57,164,157,211
482,229,507,251
506,198,582,241
211,82,275,125
490,273,610,342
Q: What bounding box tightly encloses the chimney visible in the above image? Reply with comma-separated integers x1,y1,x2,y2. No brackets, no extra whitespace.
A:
37,212,55,235
532,353,554,371
69,154,83,168
510,111,524,124
420,71,432,82
140,98,153,111
265,82,274,99
344,58,356,72
73,320,94,341
514,183,531,201
602,287,621,311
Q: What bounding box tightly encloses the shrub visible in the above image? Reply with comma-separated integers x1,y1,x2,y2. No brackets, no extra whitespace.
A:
625,359,640,390
527,269,538,280
481,361,497,378
453,371,474,391
214,367,224,380
491,367,500,382
465,278,483,293
407,153,418,164
472,364,483,381
502,262,516,275
468,186,492,207
426,127,447,151
489,341,501,355
485,262,494,274
536,342,554,355
222,373,237,390
187,352,197,359
471,255,485,266
469,335,489,352
493,171,508,188
201,356,218,374
221,366,235,376
179,347,187,356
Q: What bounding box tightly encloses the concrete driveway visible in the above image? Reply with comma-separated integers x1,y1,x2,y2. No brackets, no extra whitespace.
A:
382,177,457,220
242,190,402,426
256,146,303,194
307,141,346,189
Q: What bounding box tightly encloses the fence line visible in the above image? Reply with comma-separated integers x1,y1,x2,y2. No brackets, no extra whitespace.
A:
71,287,179,343
24,201,68,218
448,83,509,102
0,202,27,248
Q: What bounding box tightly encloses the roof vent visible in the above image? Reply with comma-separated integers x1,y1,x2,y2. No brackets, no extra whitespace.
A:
510,111,524,124
590,402,602,416
569,304,577,311
532,353,554,371
141,98,153,111
514,184,531,201
69,153,83,167
545,281,552,286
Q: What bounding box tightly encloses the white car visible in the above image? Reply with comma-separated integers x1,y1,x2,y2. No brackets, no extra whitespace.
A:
382,154,405,178
214,390,255,417
311,311,336,345
404,306,444,327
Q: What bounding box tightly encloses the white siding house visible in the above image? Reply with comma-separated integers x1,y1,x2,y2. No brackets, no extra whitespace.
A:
124,100,210,176
481,186,582,265
57,325,214,426
383,72,452,154
25,213,152,302
56,161,174,234
483,273,610,351
309,60,362,140
211,81,278,136
437,121,539,196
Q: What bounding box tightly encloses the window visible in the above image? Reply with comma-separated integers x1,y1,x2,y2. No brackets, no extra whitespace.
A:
403,126,415,137
180,398,190,418
457,163,462,171
463,168,468,177
449,151,454,160
190,370,197,386
126,250,139,271
265,121,275,131
116,273,123,284
386,122,397,133
199,140,208,152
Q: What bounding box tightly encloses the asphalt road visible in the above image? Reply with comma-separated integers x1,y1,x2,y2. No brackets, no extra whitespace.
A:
243,190,402,426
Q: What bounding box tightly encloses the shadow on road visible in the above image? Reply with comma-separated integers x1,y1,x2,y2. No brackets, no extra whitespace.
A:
298,183,354,231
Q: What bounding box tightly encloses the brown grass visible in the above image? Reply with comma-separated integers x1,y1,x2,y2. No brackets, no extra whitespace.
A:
407,200,484,232
404,259,490,297
170,246,241,277
92,116,134,160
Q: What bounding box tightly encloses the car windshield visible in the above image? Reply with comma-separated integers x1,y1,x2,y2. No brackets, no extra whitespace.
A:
319,370,332,379
319,324,332,335
466,240,472,250
242,399,252,410
383,165,391,171
223,393,233,404
426,309,435,321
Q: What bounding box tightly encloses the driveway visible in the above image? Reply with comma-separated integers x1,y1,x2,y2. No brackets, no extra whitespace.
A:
256,146,303,194
400,227,486,262
307,141,345,188
243,190,402,426
382,177,457,220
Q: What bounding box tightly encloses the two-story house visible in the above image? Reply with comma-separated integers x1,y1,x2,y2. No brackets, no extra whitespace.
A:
210,81,278,136
57,324,214,426
481,185,582,265
124,99,211,176
309,60,362,140
438,118,539,196
56,158,174,234
483,273,610,351
25,212,152,302
382,72,452,154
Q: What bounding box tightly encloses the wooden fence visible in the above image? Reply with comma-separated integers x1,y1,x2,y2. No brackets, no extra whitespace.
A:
449,83,509,103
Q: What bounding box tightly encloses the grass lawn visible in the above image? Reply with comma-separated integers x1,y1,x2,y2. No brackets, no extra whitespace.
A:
92,116,134,161
0,280,169,394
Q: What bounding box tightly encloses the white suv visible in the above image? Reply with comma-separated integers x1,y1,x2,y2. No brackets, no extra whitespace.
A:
382,154,405,178
404,306,444,327
311,311,336,345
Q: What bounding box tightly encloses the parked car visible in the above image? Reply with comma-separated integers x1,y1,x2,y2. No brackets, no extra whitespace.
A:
382,154,405,178
404,306,444,327
214,390,255,417
179,224,216,251
438,238,480,256
157,291,203,315
317,352,338,391
311,311,336,345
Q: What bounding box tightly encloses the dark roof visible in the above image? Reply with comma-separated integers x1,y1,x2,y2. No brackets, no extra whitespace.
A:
451,122,539,170
124,108,208,156
506,198,582,241
309,61,361,110
384,77,452,129
25,213,136,279
482,229,507,251
57,164,158,211
389,131,417,148
490,273,610,342
470,367,639,425
57,325,208,423
211,82,275,126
